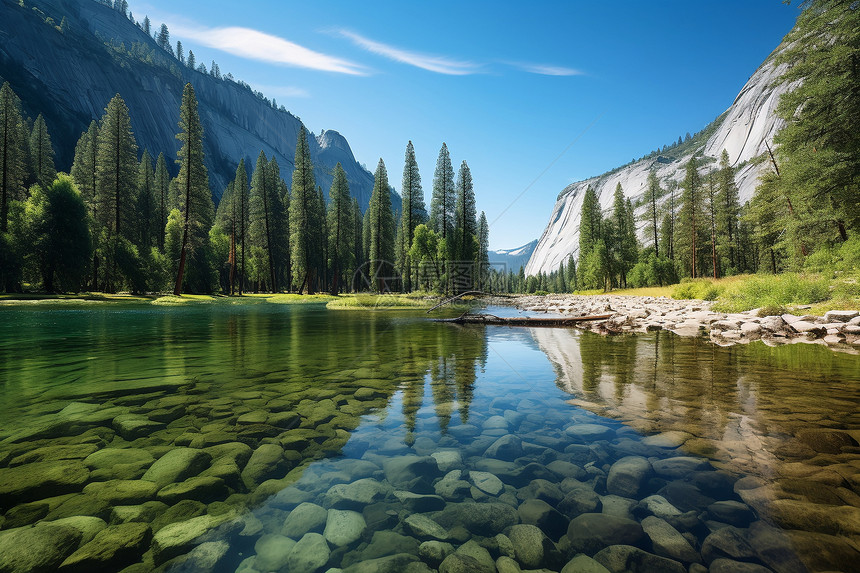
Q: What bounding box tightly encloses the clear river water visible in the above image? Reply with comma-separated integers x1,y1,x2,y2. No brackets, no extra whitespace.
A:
0,301,859,572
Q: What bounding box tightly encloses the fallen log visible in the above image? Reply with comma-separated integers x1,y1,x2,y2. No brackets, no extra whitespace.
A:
434,313,613,326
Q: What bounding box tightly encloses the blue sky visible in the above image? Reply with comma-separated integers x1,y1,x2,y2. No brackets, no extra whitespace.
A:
135,1,799,249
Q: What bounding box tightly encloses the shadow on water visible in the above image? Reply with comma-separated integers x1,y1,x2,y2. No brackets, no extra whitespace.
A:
0,303,859,571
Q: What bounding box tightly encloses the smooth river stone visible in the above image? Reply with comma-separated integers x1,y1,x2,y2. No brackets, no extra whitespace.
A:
284,533,330,572
641,431,693,448
641,516,701,564
324,509,366,546
0,524,82,573
82,479,158,505
566,513,645,555
0,461,90,509
142,448,211,488
593,544,686,573
651,456,711,479
254,534,296,571
84,448,155,469
606,456,652,498
58,522,152,571
469,471,504,496
507,524,547,569
564,424,616,443
282,502,328,538
405,514,449,540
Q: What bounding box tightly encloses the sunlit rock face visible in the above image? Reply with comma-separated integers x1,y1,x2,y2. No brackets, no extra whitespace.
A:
0,0,395,212
525,49,794,276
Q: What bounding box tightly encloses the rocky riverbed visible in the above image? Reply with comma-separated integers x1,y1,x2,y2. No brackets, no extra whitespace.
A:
504,294,860,350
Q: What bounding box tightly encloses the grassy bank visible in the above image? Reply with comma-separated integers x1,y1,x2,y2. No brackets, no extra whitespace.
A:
0,292,340,306
571,273,860,315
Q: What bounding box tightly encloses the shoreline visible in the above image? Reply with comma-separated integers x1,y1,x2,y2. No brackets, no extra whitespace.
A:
497,294,860,351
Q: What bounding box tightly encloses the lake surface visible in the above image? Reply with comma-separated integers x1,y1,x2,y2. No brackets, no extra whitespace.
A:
0,301,859,572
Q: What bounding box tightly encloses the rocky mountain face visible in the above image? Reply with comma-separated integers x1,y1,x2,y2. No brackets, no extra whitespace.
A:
488,239,538,274
525,43,793,276
0,0,393,211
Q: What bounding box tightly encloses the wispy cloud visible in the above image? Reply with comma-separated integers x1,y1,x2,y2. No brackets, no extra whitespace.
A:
171,23,366,75
508,62,584,76
336,29,480,75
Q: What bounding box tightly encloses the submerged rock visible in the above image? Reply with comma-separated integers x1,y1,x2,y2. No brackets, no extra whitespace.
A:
606,456,652,498
254,534,296,571
324,509,366,546
508,523,548,568
284,532,330,572
282,502,328,538
0,524,82,573
0,461,90,509
434,502,519,536
58,522,151,571
141,448,211,488
593,544,686,573
566,513,645,555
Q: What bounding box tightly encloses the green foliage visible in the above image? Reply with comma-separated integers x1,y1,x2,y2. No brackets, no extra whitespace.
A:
22,175,91,292
400,140,426,291
712,273,830,312
290,126,322,293
28,114,55,188
96,93,138,240
327,163,354,295
430,143,454,239
627,252,677,288
368,159,395,292
0,82,28,233
672,278,725,301
172,84,215,294
409,224,440,292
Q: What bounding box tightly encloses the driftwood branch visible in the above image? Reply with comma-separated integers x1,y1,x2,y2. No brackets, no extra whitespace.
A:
434,313,613,326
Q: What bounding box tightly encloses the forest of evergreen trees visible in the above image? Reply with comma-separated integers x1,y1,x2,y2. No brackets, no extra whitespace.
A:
0,82,490,296
494,0,858,296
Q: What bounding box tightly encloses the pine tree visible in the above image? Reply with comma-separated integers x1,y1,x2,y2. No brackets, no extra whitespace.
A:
567,254,578,291
157,24,170,52
96,94,138,248
71,121,99,213
327,163,353,295
578,186,601,259
400,140,425,291
142,16,151,36
660,181,678,262
249,152,278,291
677,157,703,278
29,114,55,188
172,83,214,295
452,160,477,292
176,41,184,64
137,149,156,248
716,149,740,271
187,50,196,69
23,174,91,292
643,171,661,256
368,159,395,292
315,185,327,291
154,152,170,249
706,171,719,279
772,0,860,244
430,143,454,239
352,198,363,292
289,126,319,294
1,83,27,233
477,211,489,291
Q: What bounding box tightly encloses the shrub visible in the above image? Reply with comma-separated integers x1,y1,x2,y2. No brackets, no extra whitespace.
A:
672,279,724,301
713,273,830,312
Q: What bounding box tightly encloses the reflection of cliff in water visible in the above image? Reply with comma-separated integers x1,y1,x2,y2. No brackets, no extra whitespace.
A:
531,328,860,478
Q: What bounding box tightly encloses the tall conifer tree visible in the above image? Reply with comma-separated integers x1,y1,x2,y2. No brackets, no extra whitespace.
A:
327,163,353,295
400,141,425,291
368,159,395,292
172,83,213,295
289,126,319,294
1,83,27,232
95,94,138,240
29,114,55,188
154,152,170,249
430,143,454,239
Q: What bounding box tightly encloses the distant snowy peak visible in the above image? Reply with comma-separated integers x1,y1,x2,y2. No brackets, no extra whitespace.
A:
489,239,538,273
524,42,793,277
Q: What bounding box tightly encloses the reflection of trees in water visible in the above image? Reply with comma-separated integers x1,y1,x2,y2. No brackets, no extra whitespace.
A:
538,328,860,446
